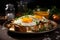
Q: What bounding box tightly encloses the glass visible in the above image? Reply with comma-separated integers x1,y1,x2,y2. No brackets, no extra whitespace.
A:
5,4,15,21
33,8,50,18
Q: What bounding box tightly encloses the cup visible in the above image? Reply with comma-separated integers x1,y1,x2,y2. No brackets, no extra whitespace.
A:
33,8,50,18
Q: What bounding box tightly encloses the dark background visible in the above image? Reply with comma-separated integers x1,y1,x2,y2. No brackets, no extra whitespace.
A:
0,0,60,15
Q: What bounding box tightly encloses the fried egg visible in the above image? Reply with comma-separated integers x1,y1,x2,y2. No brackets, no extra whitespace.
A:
13,15,37,26
13,15,49,26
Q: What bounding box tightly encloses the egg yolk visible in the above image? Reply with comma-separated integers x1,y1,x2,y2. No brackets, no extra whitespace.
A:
22,17,33,23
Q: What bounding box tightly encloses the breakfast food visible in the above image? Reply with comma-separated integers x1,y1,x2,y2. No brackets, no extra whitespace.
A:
5,15,57,33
